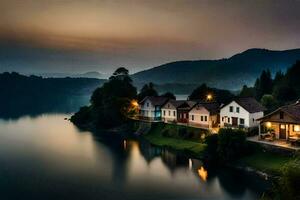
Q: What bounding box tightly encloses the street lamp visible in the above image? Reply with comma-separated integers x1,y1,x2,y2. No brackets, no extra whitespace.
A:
207,94,212,101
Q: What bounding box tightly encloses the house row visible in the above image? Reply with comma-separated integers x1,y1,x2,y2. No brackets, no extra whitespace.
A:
139,96,265,129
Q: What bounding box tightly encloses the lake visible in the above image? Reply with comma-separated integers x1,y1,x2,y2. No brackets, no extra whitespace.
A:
0,113,269,200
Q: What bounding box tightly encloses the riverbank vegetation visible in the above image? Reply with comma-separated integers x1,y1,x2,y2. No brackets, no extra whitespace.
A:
71,67,138,128
142,123,208,158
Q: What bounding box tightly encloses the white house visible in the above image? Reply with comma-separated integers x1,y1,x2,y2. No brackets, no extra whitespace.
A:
220,97,265,128
189,102,220,128
139,96,169,120
161,100,185,122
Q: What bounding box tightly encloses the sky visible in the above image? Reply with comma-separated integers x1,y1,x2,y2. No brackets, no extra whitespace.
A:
0,0,300,74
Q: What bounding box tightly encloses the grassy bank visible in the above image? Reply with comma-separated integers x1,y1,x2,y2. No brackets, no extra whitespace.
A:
143,123,208,158
236,151,294,175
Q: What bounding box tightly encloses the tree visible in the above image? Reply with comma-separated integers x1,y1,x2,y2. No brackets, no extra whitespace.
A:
273,84,297,104
255,69,273,100
72,67,137,128
239,85,255,97
137,82,158,101
189,84,211,100
260,94,278,113
189,83,234,104
160,92,176,100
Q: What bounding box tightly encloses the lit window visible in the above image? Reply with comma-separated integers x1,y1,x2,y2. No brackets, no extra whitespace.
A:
236,107,240,113
229,106,233,112
294,125,300,132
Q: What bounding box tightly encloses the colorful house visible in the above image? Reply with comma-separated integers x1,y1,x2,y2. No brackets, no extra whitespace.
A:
258,100,300,143
139,96,169,121
177,101,197,123
220,97,265,128
189,102,220,128
161,100,186,123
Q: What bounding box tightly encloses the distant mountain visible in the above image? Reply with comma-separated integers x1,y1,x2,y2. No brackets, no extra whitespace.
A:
132,48,300,90
37,71,107,79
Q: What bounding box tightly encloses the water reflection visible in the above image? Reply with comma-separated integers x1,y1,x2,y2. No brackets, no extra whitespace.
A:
0,114,269,200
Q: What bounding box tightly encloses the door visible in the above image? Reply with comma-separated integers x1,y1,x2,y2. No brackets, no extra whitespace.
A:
232,117,238,126
279,124,287,139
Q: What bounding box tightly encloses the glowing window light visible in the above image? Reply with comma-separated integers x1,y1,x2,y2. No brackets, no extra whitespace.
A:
266,122,272,128
294,125,300,132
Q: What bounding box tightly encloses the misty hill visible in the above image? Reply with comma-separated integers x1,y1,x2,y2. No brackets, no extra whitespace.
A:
0,72,106,118
132,48,300,90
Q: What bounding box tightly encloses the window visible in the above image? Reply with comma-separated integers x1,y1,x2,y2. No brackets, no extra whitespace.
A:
147,103,149,107
168,111,171,116
228,118,230,123
280,111,284,119
222,117,224,122
173,111,176,116
236,107,240,113
163,110,165,116
240,118,245,125
229,106,233,112
201,116,204,121
204,116,207,121
294,125,300,132
192,115,194,121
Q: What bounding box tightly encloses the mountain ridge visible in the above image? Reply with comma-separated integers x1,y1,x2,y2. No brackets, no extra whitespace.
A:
132,48,300,90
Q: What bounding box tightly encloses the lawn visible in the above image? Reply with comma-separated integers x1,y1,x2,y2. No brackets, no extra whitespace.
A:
237,151,294,174
143,123,207,158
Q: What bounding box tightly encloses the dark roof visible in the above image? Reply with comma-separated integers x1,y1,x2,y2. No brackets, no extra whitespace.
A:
140,96,169,106
163,99,186,108
233,97,266,113
259,101,300,121
198,102,220,115
177,101,197,110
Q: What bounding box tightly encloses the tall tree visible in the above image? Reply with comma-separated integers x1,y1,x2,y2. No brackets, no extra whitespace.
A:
255,69,273,100
239,85,255,97
137,82,158,101
160,92,176,100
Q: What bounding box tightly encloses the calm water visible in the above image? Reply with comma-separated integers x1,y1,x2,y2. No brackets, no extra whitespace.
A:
0,114,269,200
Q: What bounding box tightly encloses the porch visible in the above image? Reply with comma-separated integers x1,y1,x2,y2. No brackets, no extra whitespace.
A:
258,121,300,147
247,135,300,151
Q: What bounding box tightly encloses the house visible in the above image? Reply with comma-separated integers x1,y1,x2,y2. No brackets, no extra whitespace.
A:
189,102,220,128
139,96,169,121
177,101,197,123
220,97,265,128
161,100,186,123
257,100,300,142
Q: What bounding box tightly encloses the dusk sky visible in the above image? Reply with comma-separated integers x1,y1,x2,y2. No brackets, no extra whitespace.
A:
0,0,300,74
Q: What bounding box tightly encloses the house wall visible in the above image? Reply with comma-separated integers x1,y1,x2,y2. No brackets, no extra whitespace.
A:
140,99,155,118
220,101,250,127
189,106,210,126
162,108,177,122
249,112,264,127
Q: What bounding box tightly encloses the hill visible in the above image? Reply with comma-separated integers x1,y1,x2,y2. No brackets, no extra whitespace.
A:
132,48,300,90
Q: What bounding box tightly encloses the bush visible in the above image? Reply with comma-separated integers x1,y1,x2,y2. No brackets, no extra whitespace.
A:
277,159,300,199
217,128,247,162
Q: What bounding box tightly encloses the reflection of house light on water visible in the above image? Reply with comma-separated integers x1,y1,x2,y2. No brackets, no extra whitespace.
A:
123,140,127,150
189,158,193,170
198,167,208,181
